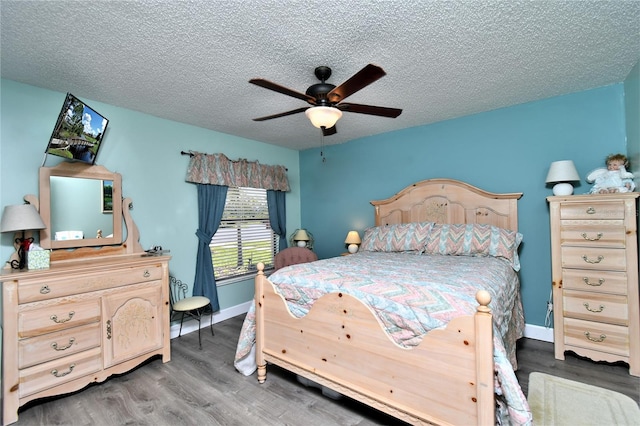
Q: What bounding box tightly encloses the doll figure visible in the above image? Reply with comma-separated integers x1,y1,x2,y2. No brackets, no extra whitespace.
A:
586,153,635,194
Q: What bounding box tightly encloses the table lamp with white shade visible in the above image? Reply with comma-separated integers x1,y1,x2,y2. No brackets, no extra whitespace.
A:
546,160,580,195
1,203,46,269
344,231,361,254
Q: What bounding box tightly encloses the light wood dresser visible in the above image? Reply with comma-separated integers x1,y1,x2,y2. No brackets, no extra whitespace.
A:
547,193,639,376
1,254,171,425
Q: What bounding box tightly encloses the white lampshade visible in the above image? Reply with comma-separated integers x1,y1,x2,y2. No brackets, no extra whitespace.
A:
345,230,361,254
1,204,46,233
545,160,580,195
305,106,343,129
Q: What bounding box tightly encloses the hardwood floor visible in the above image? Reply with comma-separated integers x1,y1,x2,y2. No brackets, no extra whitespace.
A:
5,315,639,425
514,337,640,405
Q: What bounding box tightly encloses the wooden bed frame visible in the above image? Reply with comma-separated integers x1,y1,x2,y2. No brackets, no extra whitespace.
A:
254,179,523,425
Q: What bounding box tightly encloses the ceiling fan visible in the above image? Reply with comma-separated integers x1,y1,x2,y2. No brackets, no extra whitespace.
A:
249,64,402,136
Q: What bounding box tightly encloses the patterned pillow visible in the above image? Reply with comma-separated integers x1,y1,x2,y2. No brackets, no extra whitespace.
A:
362,222,434,253
424,223,523,271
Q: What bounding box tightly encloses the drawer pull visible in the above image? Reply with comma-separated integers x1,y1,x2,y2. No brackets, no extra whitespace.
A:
40,285,51,294
51,364,75,378
583,302,605,313
583,277,605,286
51,338,76,351
586,207,596,214
584,331,606,343
143,269,150,278
50,311,75,324
582,255,604,264
581,232,603,241
106,320,112,340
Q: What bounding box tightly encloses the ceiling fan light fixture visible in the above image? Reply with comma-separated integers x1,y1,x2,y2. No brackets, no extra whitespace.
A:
305,106,342,129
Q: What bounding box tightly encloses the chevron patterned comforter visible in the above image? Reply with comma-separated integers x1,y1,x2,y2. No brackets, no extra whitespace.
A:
234,251,532,425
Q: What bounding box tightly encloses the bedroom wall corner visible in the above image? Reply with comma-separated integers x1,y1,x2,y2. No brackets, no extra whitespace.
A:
623,60,639,239
624,60,640,171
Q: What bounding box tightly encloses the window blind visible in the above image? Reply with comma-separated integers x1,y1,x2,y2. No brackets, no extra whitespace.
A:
210,187,277,280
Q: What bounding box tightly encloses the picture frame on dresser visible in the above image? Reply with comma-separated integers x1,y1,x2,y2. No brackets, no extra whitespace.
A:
547,192,639,377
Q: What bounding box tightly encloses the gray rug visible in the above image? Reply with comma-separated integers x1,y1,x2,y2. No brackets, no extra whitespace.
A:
528,372,640,425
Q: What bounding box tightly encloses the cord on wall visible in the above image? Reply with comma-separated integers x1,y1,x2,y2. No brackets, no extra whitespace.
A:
544,289,553,328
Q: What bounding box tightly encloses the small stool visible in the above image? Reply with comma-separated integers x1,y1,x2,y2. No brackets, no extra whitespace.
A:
169,277,214,349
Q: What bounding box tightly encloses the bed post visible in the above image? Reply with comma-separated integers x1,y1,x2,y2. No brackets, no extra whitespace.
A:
475,290,495,424
255,263,267,383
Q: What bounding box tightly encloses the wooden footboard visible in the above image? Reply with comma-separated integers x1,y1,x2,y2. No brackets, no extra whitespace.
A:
254,266,495,425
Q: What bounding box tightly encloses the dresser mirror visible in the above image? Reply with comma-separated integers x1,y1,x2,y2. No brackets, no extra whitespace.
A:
39,162,123,249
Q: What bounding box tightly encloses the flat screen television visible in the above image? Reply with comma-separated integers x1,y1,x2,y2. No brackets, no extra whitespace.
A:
45,93,109,165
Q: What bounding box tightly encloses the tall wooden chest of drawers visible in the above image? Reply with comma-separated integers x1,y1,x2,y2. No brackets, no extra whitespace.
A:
1,254,171,425
547,193,639,376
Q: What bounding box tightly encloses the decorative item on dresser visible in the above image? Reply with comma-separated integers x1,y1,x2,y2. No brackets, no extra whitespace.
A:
1,162,171,425
547,192,639,376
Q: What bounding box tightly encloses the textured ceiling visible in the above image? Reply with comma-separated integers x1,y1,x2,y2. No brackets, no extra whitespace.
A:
1,1,639,151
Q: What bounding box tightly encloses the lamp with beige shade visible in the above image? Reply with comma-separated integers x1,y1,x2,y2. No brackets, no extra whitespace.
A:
344,230,361,254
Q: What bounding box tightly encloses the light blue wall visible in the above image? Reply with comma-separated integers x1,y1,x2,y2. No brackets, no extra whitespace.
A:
625,61,639,178
300,84,629,328
2,79,635,329
0,79,302,310
625,60,640,234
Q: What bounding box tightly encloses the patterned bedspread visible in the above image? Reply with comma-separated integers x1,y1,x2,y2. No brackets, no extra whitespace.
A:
234,252,532,425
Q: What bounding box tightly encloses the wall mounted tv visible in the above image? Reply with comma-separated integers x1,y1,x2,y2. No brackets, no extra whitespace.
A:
45,93,109,165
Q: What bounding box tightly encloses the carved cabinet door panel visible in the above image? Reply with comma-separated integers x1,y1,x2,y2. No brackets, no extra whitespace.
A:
102,282,163,367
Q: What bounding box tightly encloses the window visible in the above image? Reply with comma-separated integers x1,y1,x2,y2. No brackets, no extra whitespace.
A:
210,187,277,282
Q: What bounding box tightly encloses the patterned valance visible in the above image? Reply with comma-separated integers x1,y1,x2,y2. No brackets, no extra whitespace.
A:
186,152,290,191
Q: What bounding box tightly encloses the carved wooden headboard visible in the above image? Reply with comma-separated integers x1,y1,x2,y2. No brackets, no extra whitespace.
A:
371,179,523,231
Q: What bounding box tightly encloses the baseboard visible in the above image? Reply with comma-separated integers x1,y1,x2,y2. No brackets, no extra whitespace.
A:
524,323,554,342
171,300,556,344
170,300,252,339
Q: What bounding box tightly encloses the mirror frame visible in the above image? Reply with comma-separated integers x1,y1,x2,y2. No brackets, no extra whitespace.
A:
39,162,123,249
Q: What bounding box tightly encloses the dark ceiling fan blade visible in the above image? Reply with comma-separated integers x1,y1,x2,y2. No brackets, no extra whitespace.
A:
327,64,387,103
252,107,309,121
337,102,402,118
249,78,316,104
322,125,337,136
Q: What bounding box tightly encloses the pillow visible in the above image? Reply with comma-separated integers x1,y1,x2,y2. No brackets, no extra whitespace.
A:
424,223,523,271
361,222,434,253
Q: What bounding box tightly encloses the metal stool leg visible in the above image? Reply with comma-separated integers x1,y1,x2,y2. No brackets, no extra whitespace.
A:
197,308,203,350
208,303,215,336
178,312,186,337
